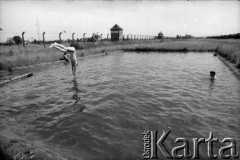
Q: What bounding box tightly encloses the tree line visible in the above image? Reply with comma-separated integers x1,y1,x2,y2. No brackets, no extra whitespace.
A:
207,33,240,39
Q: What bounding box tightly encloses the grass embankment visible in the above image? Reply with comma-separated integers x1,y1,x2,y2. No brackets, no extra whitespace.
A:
123,38,240,69
215,41,240,69
0,40,154,70
124,39,217,52
0,38,239,71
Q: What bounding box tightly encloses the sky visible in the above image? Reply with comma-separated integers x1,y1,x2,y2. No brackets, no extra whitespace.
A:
0,0,239,42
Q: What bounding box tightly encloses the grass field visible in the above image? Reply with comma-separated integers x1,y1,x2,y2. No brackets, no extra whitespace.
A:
0,38,239,71
124,38,240,69
0,40,153,70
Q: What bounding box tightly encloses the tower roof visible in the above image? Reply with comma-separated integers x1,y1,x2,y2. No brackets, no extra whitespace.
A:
110,24,123,30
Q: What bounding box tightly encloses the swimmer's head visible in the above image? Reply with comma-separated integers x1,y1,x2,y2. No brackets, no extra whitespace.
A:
210,71,216,78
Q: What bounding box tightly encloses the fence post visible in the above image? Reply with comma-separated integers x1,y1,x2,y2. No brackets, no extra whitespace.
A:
83,33,86,45
22,32,25,47
59,32,62,43
92,33,95,45
72,33,75,42
43,32,45,48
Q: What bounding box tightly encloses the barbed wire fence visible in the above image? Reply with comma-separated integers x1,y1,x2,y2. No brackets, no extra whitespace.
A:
0,30,156,47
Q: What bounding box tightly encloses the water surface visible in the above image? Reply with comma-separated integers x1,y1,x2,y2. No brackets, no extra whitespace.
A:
0,52,239,159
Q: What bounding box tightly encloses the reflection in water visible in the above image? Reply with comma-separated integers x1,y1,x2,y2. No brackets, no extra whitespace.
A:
71,77,86,112
209,79,215,96
72,77,80,101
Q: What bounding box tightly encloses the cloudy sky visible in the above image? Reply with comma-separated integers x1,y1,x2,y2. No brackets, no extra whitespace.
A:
0,0,239,42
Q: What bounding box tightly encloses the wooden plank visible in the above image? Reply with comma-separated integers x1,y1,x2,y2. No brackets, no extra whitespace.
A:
0,72,33,86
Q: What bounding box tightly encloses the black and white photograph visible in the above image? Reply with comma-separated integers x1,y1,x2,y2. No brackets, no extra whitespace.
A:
0,0,239,159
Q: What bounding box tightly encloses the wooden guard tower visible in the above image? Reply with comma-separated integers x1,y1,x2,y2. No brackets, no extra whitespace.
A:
158,32,163,39
110,24,123,41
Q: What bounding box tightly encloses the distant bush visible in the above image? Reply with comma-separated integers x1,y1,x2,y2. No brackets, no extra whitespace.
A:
0,62,5,70
80,52,84,57
70,42,83,50
182,47,188,52
33,39,42,44
6,37,14,46
13,36,22,45
208,33,240,39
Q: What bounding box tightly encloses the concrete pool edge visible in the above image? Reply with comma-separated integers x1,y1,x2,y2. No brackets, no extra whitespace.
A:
0,135,70,160
218,55,240,79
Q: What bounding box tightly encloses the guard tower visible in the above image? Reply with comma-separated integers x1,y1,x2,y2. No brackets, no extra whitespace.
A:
158,32,163,39
110,24,123,41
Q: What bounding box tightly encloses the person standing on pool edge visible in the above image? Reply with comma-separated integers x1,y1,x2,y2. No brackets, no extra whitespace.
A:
50,42,77,76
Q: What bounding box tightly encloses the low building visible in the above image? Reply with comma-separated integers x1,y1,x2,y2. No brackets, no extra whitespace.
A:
110,24,123,41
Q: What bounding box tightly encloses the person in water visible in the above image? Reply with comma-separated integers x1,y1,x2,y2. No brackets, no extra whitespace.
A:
210,71,216,80
50,42,77,76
